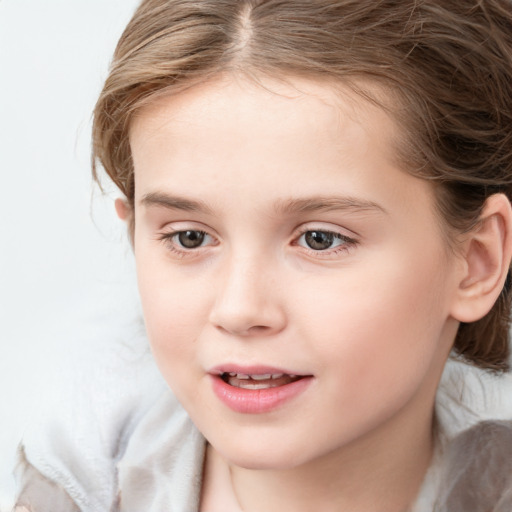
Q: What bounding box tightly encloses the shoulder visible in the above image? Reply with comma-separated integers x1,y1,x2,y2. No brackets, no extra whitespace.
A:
116,391,206,512
414,420,512,512
425,358,512,511
413,359,512,512
14,447,80,512
14,390,205,512
14,312,169,511
435,420,512,512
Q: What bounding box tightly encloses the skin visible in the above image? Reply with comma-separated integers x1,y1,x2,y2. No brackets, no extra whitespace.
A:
123,75,509,511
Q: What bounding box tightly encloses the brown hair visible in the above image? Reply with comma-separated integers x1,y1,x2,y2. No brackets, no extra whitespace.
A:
92,0,512,371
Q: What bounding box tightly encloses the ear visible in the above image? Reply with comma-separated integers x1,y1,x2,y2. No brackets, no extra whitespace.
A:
450,194,512,323
115,198,130,221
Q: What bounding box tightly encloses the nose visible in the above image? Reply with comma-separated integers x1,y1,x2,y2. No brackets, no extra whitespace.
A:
208,255,286,337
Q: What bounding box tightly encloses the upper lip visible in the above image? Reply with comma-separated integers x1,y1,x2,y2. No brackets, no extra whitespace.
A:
208,364,309,377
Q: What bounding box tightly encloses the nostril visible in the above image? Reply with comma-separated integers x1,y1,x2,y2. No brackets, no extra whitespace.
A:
215,324,270,336
251,325,270,332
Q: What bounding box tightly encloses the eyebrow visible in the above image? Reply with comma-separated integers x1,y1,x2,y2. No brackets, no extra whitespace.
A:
140,192,214,215
274,196,387,216
140,192,386,216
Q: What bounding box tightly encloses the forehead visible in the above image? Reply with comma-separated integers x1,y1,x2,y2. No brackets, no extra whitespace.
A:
128,74,437,227
129,74,402,176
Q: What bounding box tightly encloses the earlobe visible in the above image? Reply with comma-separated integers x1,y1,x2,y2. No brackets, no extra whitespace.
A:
451,194,512,323
115,198,130,221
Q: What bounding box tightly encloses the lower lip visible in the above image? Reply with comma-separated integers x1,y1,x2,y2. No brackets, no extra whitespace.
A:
210,375,313,414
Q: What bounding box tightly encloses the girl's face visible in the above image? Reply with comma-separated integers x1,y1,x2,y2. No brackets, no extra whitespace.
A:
130,76,462,469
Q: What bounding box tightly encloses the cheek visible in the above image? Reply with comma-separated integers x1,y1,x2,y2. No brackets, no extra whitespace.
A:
296,250,452,405
135,252,212,378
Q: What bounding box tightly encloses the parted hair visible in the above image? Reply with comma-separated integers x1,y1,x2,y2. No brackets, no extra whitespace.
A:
92,0,512,371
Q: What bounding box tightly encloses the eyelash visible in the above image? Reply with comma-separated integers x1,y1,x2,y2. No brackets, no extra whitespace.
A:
158,230,214,258
157,227,358,258
293,228,358,257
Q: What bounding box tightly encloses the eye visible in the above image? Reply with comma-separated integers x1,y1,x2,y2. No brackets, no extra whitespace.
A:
297,230,353,251
159,228,216,253
175,230,208,249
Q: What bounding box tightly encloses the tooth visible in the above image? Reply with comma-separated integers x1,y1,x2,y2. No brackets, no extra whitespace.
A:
251,374,272,380
237,381,275,390
228,372,237,377
236,373,250,379
271,374,284,379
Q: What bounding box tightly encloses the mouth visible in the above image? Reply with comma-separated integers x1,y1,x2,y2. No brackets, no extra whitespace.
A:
220,372,304,389
209,365,313,414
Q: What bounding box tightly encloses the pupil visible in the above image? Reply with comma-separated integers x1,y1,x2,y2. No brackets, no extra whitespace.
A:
305,231,333,250
178,230,205,248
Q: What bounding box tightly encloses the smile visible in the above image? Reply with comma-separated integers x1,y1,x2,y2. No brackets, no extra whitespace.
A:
221,372,302,389
209,366,313,414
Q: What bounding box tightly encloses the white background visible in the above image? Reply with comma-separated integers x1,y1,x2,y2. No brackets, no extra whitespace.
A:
0,0,141,507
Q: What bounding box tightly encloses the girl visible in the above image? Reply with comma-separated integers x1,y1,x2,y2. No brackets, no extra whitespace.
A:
14,0,512,510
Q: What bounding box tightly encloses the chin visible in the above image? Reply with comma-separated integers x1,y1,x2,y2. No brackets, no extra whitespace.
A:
228,453,301,471
214,437,312,471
